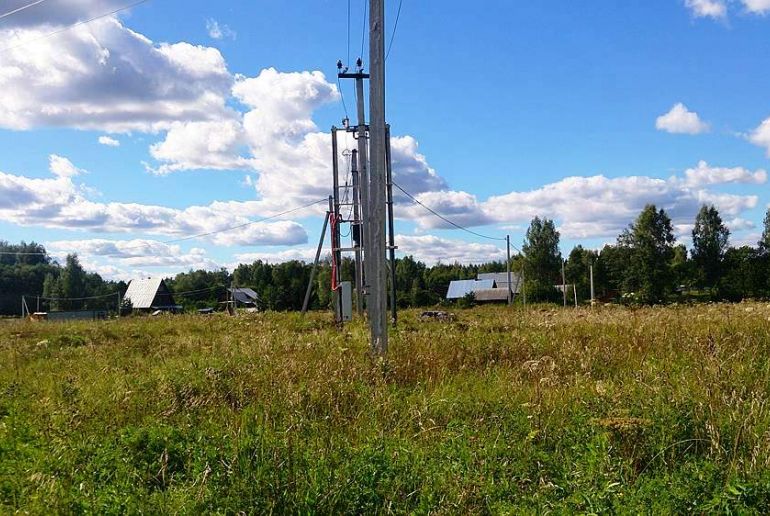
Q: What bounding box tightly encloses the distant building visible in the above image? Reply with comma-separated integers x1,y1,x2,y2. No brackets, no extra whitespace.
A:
123,278,177,311
446,279,495,300
446,272,524,303
228,287,260,308
477,272,523,294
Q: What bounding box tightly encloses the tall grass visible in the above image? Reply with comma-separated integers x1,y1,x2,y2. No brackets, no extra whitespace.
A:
2,304,770,513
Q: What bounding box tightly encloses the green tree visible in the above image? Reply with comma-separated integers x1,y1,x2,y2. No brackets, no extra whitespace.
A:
691,205,729,290
760,208,770,254
564,245,597,303
620,204,676,304
522,217,561,303
719,246,767,301
60,254,86,310
670,244,693,292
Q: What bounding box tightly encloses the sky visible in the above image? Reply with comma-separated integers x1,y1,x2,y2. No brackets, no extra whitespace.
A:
1,0,769,280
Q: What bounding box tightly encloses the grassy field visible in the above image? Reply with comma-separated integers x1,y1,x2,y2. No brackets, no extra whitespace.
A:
2,304,770,513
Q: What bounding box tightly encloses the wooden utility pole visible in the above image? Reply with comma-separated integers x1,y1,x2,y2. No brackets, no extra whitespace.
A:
506,235,512,306
368,0,388,354
561,260,567,307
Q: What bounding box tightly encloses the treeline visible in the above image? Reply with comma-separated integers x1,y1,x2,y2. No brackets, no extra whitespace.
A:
2,204,769,315
526,205,770,305
0,242,124,315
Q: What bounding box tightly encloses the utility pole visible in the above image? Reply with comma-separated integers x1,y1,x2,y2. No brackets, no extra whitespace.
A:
331,127,343,322
385,125,397,325
590,264,595,307
302,198,332,314
368,0,388,354
350,149,364,314
561,259,567,307
506,235,512,306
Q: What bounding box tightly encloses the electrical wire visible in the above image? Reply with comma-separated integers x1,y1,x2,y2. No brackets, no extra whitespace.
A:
0,0,50,21
346,0,351,67
392,181,508,243
360,0,367,62
38,291,120,301
385,0,403,61
1,198,328,257
337,76,349,119
0,0,151,54
159,198,327,245
171,285,225,297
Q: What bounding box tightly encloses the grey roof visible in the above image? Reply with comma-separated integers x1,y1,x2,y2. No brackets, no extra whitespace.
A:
478,272,524,294
124,278,170,309
446,279,495,299
229,287,260,304
473,288,511,302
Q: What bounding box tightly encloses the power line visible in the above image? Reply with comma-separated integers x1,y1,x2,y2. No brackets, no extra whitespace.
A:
385,0,403,61
347,0,351,67
392,181,509,243
171,285,225,297
360,0,367,61
0,0,151,54
0,198,328,257
38,291,120,301
160,198,327,245
337,77,349,119
0,0,50,21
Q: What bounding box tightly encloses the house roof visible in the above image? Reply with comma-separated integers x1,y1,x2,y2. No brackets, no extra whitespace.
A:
477,272,524,293
446,279,495,299
229,287,260,304
124,278,170,309
473,288,511,302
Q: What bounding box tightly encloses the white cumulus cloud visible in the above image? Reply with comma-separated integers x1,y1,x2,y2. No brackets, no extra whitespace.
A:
685,0,727,18
742,0,770,14
656,103,710,134
98,136,120,147
206,18,236,40
681,161,767,187
748,117,770,156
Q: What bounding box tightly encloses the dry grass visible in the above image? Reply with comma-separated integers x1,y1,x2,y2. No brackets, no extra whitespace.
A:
2,303,770,513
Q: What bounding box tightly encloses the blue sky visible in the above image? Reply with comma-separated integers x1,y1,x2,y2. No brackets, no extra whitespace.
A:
0,0,769,279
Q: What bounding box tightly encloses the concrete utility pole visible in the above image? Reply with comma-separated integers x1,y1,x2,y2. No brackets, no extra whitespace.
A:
506,235,512,306
368,0,388,354
350,149,364,314
385,125,397,325
590,264,595,306
301,198,332,314
330,128,343,322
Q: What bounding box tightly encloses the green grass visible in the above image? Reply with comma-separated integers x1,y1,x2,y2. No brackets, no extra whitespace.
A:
3,304,770,513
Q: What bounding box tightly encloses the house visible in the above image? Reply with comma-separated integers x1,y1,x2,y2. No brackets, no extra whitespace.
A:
123,278,178,312
446,273,524,303
477,272,524,295
228,287,260,308
446,279,495,300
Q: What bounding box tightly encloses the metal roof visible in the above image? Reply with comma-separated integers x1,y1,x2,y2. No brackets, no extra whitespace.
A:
229,287,260,305
473,288,511,302
124,278,171,309
446,279,495,299
477,272,524,294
